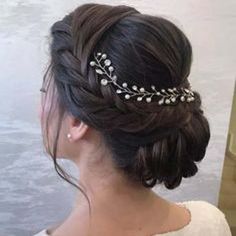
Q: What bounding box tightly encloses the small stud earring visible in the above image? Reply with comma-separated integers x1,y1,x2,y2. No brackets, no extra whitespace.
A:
67,133,72,139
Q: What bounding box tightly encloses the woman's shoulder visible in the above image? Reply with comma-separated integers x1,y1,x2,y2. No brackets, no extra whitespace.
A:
174,200,232,235
33,200,232,236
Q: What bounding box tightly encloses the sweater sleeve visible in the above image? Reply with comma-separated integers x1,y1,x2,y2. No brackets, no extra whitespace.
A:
33,229,49,236
201,201,232,236
217,213,232,236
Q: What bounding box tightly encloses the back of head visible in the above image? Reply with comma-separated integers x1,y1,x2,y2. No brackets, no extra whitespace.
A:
44,3,210,190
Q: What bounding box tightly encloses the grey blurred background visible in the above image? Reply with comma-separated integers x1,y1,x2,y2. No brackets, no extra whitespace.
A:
0,0,235,235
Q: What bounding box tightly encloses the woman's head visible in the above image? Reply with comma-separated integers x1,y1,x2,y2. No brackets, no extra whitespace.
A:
40,2,210,203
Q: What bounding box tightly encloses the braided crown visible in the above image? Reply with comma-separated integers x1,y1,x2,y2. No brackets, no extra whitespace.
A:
89,52,195,105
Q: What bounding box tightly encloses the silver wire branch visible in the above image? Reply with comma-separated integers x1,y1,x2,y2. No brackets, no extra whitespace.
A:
89,52,195,105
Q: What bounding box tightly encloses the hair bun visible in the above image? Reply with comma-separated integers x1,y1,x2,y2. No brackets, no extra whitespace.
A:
132,105,210,189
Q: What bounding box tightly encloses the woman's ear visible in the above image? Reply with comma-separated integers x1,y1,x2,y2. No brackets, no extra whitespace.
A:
67,115,89,142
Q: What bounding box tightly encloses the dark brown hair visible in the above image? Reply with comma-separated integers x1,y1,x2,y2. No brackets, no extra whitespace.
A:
41,3,210,217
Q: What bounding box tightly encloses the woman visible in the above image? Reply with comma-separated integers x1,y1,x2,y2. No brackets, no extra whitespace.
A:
34,3,232,236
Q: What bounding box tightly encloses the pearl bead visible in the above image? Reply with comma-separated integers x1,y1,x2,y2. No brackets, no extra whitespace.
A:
102,54,107,59
101,79,108,85
95,69,103,74
137,97,142,101
125,94,130,99
139,87,145,92
112,75,117,81
108,66,114,71
180,96,185,101
146,97,152,102
89,61,95,66
122,83,128,88
165,99,170,104
104,59,111,66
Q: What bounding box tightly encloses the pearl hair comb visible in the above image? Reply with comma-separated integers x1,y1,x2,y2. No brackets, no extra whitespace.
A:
89,52,195,105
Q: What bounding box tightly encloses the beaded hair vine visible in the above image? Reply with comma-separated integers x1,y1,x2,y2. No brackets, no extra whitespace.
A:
89,52,195,105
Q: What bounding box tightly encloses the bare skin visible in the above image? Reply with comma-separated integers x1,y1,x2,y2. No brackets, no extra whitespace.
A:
39,91,191,236
47,191,191,236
